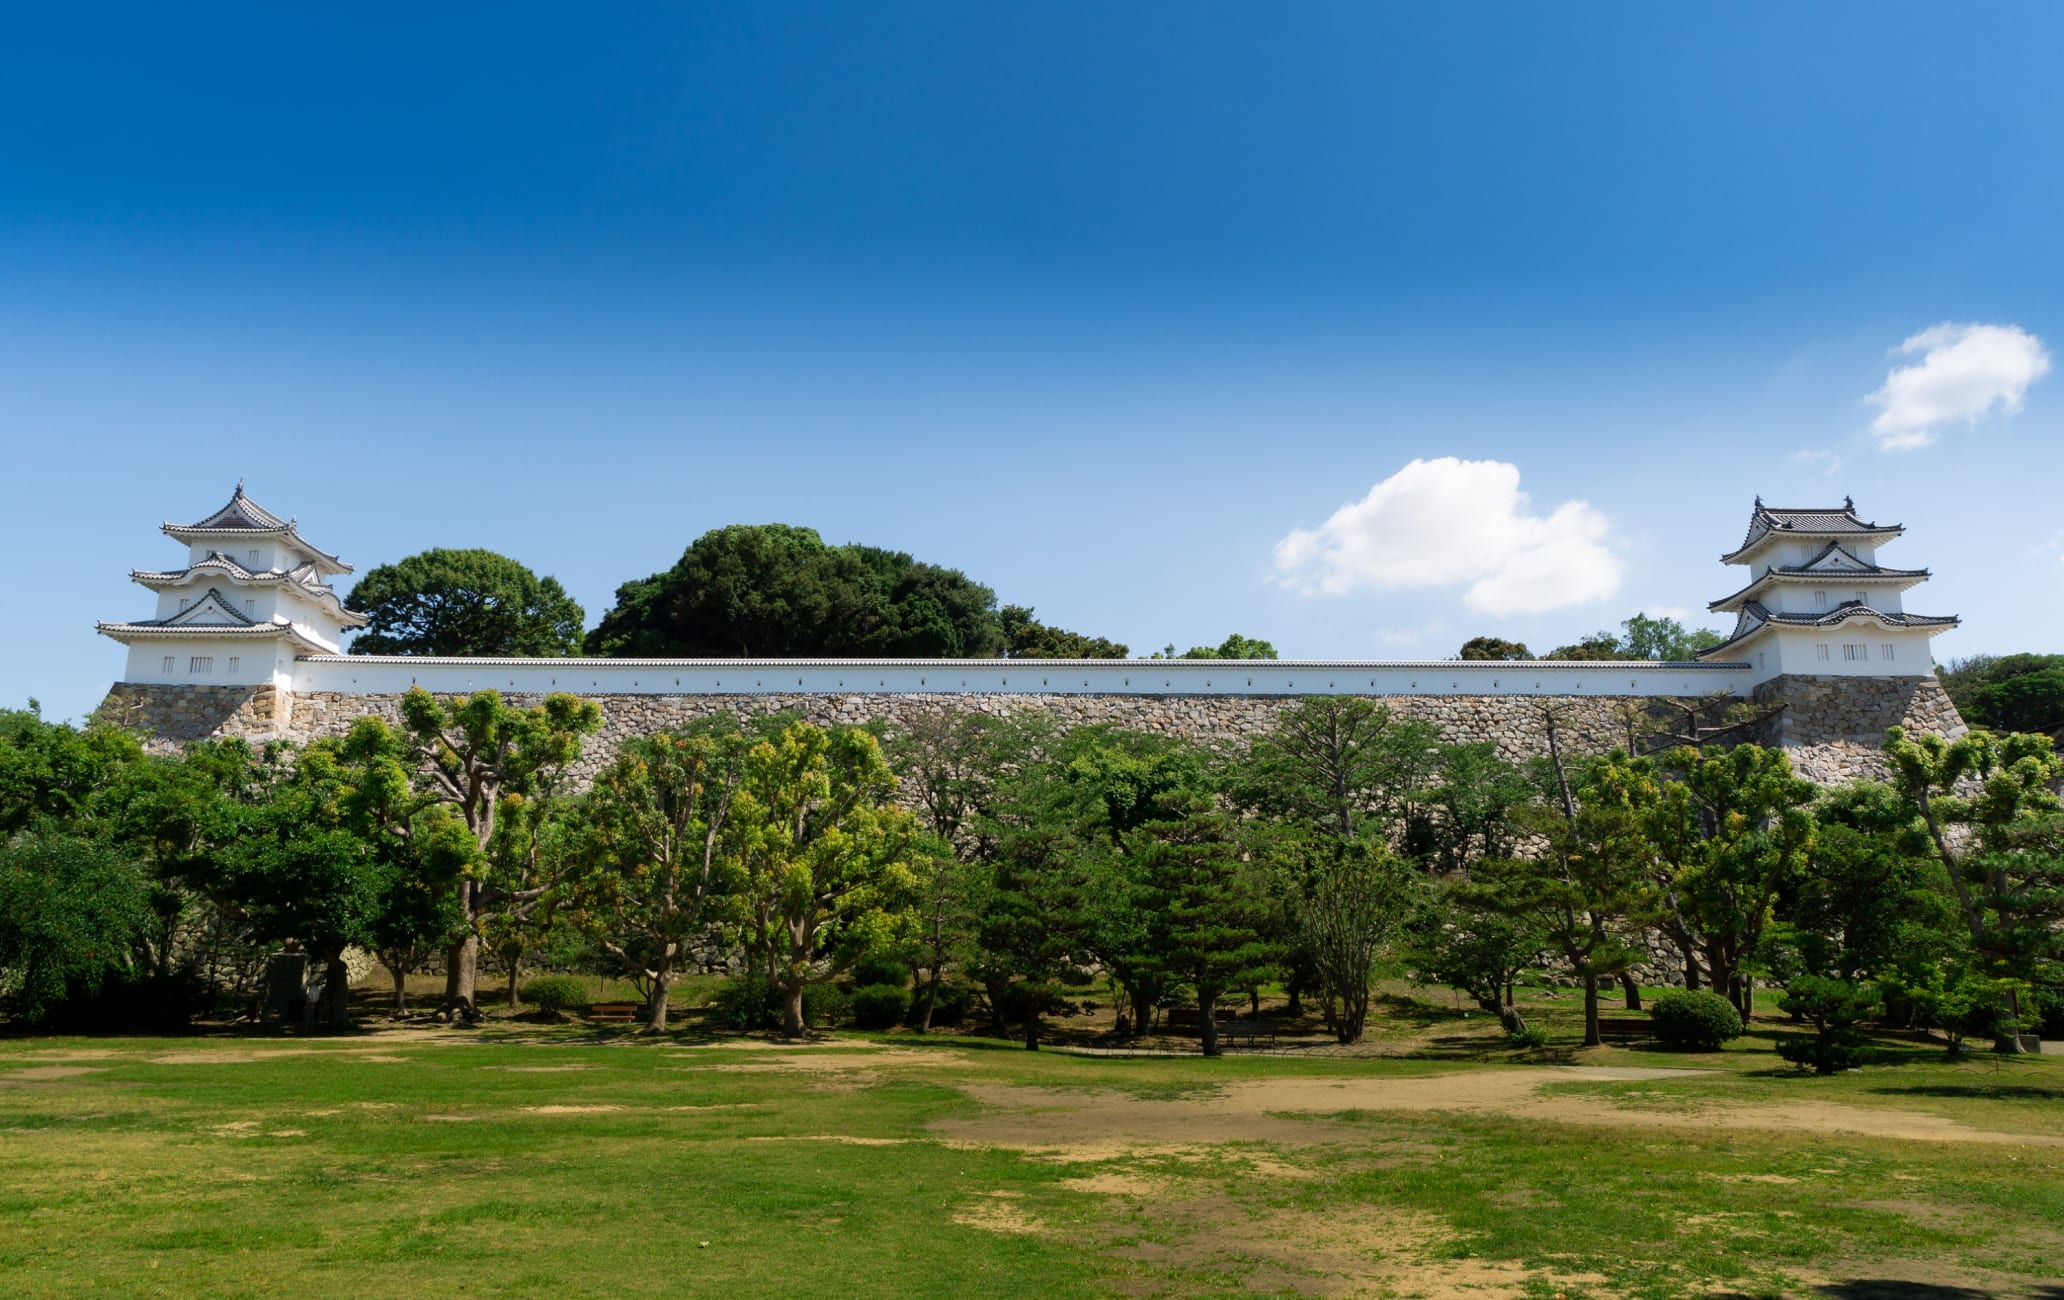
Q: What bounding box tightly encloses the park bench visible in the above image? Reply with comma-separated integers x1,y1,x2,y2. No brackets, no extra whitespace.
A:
586,1002,642,1024
1163,1007,1238,1033
1593,1019,1650,1040
1218,1021,1278,1050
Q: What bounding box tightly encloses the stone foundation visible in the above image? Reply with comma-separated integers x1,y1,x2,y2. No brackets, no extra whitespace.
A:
95,674,1970,788
1746,674,1967,784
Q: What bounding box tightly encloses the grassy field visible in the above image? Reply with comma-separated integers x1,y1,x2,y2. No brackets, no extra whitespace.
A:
2,990,2061,1299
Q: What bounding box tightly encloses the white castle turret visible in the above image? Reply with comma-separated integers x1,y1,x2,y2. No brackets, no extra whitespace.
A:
97,483,367,689
1698,497,1958,685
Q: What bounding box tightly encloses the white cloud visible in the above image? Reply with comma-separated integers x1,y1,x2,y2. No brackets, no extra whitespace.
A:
1271,458,1623,616
1789,448,1843,478
1640,605,1692,622
1867,322,2050,451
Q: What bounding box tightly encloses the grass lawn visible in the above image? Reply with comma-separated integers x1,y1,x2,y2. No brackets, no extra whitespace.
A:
2,991,2061,1299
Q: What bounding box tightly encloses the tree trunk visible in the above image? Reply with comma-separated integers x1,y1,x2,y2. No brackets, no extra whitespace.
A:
781,980,807,1038
1200,990,1223,1058
916,969,941,1033
1620,972,1642,1011
506,956,521,1010
1582,974,1601,1047
443,931,479,1013
324,954,352,1029
643,946,674,1034
386,959,409,1013
1023,1010,1040,1051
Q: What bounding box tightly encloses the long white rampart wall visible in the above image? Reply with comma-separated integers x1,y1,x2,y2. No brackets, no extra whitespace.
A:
289,655,1759,699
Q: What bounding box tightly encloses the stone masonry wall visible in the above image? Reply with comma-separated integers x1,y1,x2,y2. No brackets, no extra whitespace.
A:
1746,674,1967,785
95,676,1968,787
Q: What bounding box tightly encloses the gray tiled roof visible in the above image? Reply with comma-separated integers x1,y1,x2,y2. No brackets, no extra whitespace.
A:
1722,496,1903,562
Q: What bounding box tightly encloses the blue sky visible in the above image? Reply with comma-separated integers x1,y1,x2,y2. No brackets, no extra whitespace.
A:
4,5,2062,721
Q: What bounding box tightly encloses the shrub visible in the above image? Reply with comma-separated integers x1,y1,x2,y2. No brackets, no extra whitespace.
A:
851,983,911,1029
519,974,590,1014
712,974,781,1031
1776,976,1880,1074
849,951,909,990
907,980,973,1027
1649,989,1744,1051
1506,1024,1550,1050
802,982,850,1028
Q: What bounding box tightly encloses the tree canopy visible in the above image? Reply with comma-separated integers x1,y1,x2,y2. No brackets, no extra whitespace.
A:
587,524,1010,659
1542,614,1726,661
347,548,586,657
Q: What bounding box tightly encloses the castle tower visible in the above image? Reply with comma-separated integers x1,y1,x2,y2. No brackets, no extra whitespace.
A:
1698,497,1958,684
98,483,368,688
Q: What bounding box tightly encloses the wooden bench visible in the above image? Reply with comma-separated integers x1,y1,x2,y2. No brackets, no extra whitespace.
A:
586,1002,642,1024
1593,1019,1650,1039
1163,1007,1238,1033
1218,1021,1278,1050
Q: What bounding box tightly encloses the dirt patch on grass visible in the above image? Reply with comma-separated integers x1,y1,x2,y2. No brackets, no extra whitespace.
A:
954,1190,1045,1236
1118,1196,1606,1298
936,1066,2064,1152
522,1105,625,1115
0,1066,105,1083
484,1065,592,1073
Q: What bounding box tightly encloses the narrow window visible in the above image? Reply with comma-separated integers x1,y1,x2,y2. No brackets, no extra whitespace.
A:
227,656,240,674
1757,651,1765,671
1813,589,1827,609
247,549,260,568
1815,644,1830,662
1882,644,1895,661
189,656,213,675
161,655,175,674
244,598,254,614
1854,591,1867,606
179,597,191,611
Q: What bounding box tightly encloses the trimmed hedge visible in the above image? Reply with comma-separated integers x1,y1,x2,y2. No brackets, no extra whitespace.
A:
1649,989,1743,1050
851,983,911,1029
519,975,591,1014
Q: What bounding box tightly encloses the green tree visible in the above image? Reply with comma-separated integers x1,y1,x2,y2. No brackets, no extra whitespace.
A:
1290,838,1418,1043
588,524,1006,658
1939,653,2064,735
1469,756,1661,1046
1775,976,1880,1073
1175,634,1278,660
1235,697,1441,845
574,727,751,1032
884,711,1044,1030
396,687,603,1012
0,703,145,836
347,548,586,657
1885,726,2064,1051
1128,795,1278,1055
728,722,922,1037
0,834,154,1023
1633,744,1818,1017
1410,887,1541,1036
1459,637,1532,660
998,605,1128,659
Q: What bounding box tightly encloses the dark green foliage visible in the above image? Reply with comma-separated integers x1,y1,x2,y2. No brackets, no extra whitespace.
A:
587,524,1009,659
909,979,972,1026
712,974,782,1030
0,704,145,835
1776,976,1880,1073
850,951,910,989
999,605,1128,659
1174,634,1277,660
850,983,912,1029
519,974,590,1013
1543,614,1725,661
802,982,851,1028
0,834,154,1022
1506,1024,1549,1049
1459,637,1532,660
1939,653,2064,735
1649,988,1744,1050
348,548,586,657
